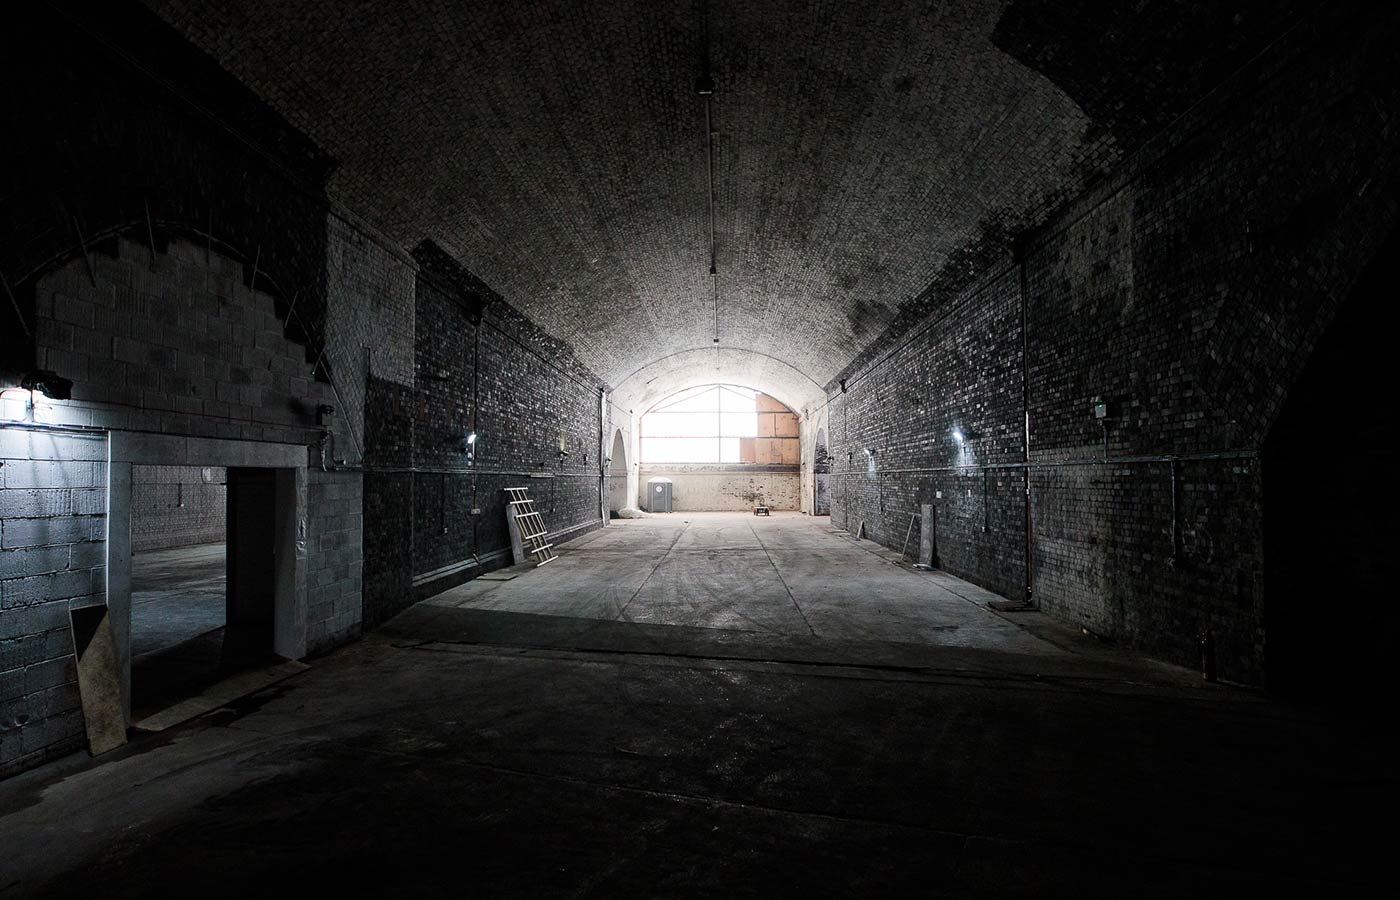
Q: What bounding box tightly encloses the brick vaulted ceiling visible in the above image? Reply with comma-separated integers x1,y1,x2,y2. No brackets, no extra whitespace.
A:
142,0,1314,414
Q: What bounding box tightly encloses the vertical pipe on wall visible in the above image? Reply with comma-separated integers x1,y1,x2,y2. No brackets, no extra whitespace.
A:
1018,243,1035,605
982,466,990,533
470,313,480,568
842,395,849,530
1168,458,1181,568
698,0,720,347
599,387,607,524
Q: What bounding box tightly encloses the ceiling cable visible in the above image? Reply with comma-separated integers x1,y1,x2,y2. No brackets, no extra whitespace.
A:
697,0,718,346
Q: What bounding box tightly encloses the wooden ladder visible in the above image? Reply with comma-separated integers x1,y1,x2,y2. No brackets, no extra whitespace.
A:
506,486,557,566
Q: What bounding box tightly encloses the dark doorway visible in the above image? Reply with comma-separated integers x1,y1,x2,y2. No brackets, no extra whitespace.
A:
129,466,278,719
225,468,278,656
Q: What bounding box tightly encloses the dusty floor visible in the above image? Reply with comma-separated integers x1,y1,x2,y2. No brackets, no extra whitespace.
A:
429,512,1052,651
130,542,226,658
129,542,239,721
0,514,1389,897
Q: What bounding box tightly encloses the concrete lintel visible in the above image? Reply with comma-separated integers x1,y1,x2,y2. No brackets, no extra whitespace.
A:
110,432,305,468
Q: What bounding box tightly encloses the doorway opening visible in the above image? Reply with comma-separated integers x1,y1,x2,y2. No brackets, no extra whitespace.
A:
128,466,280,719
813,427,830,516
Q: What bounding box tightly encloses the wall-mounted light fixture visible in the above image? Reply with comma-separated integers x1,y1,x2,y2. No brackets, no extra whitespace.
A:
20,369,72,401
1092,400,1112,460
951,428,964,444
2,371,72,424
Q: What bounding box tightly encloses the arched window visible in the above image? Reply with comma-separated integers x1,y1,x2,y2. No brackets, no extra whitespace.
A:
640,385,798,464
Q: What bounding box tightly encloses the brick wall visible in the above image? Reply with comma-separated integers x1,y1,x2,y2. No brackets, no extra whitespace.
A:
1,428,107,777
130,466,226,552
319,217,415,639
361,244,609,627
1261,225,1398,697
828,10,1400,685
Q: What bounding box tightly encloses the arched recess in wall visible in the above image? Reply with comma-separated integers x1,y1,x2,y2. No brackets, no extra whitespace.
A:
607,429,628,515
813,427,830,516
638,385,802,512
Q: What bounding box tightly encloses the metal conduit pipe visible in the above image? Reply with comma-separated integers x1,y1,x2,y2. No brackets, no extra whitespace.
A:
698,0,719,345
1018,243,1034,605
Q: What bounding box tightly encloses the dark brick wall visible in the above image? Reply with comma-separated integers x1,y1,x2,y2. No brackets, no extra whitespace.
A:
830,266,1028,601
829,9,1400,685
1262,226,1398,699
130,465,226,552
361,246,609,626
361,376,415,630
410,276,476,581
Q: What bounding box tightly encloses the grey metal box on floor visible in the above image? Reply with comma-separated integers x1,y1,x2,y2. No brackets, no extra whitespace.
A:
643,477,673,513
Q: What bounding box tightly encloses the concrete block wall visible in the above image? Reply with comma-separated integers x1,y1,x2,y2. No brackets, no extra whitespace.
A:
638,466,801,511
306,469,364,653
28,237,341,445
2,235,369,776
0,428,108,777
130,465,226,552
828,11,1400,684
28,239,366,659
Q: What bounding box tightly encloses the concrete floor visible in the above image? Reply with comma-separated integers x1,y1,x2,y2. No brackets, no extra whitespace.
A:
430,512,1052,652
0,514,1389,897
129,542,236,721
130,542,226,658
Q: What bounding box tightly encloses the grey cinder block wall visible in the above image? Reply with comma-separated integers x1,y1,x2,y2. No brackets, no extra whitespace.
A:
0,429,107,775
130,466,227,553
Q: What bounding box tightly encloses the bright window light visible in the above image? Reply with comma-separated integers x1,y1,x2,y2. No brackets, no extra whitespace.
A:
640,385,776,464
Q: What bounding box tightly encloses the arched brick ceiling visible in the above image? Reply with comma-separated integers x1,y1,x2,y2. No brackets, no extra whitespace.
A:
143,0,1314,408
611,347,825,420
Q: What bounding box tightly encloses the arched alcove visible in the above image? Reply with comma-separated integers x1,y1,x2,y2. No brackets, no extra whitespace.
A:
607,429,628,515
638,384,801,510
813,427,830,516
